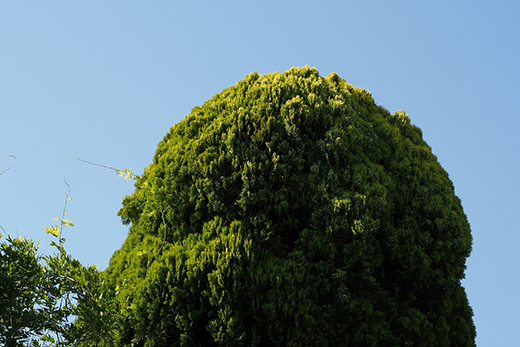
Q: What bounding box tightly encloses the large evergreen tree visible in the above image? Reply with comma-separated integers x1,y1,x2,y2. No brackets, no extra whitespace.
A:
105,67,475,346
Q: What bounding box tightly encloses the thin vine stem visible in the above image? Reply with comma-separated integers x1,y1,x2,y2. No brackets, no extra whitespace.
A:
74,155,138,180
59,180,72,245
0,155,17,175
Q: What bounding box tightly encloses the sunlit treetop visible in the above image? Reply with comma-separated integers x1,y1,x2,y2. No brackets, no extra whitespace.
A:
106,66,475,346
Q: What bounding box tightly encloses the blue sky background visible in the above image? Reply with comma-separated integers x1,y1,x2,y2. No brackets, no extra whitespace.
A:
1,2,518,345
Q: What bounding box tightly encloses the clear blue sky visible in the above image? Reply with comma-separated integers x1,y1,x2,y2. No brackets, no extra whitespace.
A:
1,2,518,345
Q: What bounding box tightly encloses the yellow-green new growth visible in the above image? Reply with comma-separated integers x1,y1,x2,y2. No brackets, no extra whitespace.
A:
44,224,60,238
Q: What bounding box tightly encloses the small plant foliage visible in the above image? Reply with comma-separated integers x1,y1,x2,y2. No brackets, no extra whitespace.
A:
1,184,118,346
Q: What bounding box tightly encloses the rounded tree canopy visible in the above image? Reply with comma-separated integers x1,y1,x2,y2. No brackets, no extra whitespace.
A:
106,66,475,346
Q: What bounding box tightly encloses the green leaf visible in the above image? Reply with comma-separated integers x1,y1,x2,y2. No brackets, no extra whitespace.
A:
44,225,60,237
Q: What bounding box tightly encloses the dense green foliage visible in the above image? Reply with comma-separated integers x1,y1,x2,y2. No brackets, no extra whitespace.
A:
0,216,117,346
106,67,475,346
0,234,45,345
